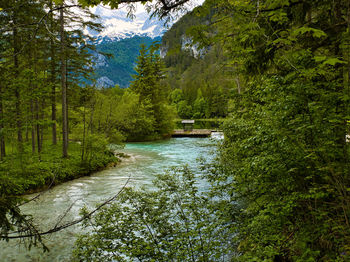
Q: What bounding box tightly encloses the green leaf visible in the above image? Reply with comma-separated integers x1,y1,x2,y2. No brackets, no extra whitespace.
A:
314,56,326,63
322,58,346,66
293,27,327,38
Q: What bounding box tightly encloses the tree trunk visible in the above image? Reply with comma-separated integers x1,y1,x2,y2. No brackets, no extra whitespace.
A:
35,100,41,154
81,106,86,162
60,4,68,158
40,100,44,151
89,100,95,134
25,125,29,142
334,0,347,150
50,0,57,145
66,59,69,138
0,85,5,160
235,77,241,94
30,100,35,154
13,15,23,150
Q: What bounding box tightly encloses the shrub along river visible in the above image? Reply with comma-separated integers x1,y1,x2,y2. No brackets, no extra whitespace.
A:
1,137,219,262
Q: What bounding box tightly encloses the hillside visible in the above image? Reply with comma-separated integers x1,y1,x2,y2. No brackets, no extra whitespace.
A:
160,6,232,119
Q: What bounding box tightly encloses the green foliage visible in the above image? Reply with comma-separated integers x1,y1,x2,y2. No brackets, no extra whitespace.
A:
217,75,350,261
193,89,207,119
130,44,175,139
73,166,232,261
178,100,193,118
161,7,232,119
115,90,156,140
1,1,349,260
200,0,350,260
79,0,348,261
0,0,106,244
0,141,117,193
0,0,188,251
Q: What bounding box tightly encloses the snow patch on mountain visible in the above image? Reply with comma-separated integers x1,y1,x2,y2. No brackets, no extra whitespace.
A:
87,1,205,41
94,52,109,67
96,76,115,88
88,4,170,40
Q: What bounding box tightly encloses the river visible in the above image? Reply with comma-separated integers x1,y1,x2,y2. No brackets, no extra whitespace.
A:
1,137,218,262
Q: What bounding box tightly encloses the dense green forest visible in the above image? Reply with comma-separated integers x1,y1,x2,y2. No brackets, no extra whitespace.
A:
161,7,234,119
1,0,350,261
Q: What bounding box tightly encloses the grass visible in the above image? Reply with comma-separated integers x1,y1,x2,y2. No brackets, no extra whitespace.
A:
0,140,119,195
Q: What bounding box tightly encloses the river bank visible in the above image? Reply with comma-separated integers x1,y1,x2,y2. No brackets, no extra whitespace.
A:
0,137,217,262
0,142,120,196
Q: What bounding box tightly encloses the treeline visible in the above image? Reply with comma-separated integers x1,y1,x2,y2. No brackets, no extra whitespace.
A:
0,0,172,169
0,0,120,239
0,0,107,241
79,44,174,142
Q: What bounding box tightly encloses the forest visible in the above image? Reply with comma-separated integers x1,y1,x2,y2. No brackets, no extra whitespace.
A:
1,0,350,261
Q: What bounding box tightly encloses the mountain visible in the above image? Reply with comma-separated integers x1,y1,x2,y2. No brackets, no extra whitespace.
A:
160,3,232,119
88,5,170,40
85,5,168,88
87,2,204,88
93,35,162,88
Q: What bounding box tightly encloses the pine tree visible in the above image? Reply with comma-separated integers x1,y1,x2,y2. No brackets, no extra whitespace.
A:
131,44,174,138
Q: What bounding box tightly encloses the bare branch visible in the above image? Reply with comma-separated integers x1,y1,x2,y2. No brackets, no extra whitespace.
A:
16,172,58,208
1,173,131,239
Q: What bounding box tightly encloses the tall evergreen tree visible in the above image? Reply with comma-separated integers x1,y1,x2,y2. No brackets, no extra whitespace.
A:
131,44,174,138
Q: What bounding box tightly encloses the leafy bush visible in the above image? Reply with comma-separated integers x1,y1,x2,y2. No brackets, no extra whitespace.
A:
73,167,232,261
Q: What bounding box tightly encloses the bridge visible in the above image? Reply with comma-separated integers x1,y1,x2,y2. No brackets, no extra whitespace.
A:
172,129,219,138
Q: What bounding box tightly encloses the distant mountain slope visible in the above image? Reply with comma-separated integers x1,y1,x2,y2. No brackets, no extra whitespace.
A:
93,35,161,88
161,5,213,68
160,3,232,119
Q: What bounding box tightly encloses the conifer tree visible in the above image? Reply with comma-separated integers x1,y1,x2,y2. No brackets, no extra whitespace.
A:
131,44,174,138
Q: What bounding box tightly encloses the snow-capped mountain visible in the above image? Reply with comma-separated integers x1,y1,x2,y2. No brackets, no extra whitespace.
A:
87,1,204,88
88,4,171,42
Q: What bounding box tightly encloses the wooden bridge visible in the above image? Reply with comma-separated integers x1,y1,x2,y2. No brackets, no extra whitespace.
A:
172,120,223,138
172,129,215,138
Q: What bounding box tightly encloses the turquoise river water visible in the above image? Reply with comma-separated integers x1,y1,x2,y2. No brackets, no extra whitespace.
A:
1,137,219,262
